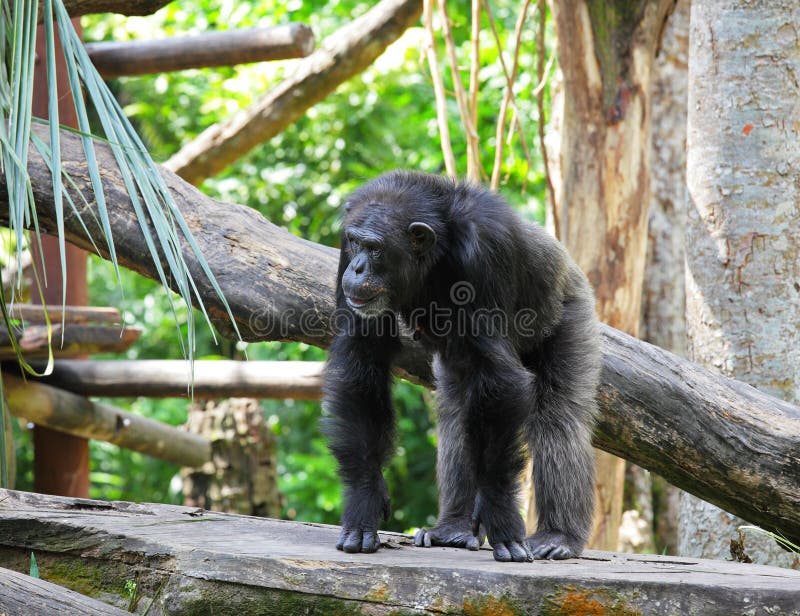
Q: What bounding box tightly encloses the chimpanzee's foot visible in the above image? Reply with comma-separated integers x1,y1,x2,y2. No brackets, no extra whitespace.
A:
337,526,382,553
336,480,391,554
527,529,582,560
471,492,532,563
414,517,483,550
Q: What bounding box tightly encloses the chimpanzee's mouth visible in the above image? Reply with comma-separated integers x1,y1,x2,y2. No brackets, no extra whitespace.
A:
346,294,378,309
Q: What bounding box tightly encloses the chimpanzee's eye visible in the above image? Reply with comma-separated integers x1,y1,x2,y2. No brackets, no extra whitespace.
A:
370,248,382,259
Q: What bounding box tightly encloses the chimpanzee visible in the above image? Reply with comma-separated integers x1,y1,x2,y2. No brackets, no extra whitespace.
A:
322,171,599,562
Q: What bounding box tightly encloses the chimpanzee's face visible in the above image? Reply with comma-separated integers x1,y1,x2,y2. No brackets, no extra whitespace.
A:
341,203,436,319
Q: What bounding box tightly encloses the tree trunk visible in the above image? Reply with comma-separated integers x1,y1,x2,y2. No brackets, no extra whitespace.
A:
639,0,691,556
683,0,800,568
181,398,283,518
551,0,674,550
3,125,800,544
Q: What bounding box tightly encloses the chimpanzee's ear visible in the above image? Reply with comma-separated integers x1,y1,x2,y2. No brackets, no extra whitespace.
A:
408,222,436,255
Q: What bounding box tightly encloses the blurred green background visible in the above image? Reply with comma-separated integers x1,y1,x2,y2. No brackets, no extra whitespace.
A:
14,0,550,533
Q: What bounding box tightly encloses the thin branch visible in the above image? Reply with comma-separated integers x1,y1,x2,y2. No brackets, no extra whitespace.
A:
468,0,480,156
500,48,554,190
484,0,532,190
435,0,482,182
537,0,558,239
423,0,457,178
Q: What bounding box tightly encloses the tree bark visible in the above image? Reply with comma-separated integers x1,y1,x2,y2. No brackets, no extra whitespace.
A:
2,125,800,544
182,398,284,518
164,0,422,185
551,0,675,551
640,0,690,556
683,0,800,568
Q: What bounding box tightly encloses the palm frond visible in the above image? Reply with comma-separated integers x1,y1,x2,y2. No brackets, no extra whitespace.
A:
1,1,241,374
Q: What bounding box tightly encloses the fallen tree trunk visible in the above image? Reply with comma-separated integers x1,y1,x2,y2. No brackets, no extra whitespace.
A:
3,125,800,544
1,490,798,615
164,0,423,185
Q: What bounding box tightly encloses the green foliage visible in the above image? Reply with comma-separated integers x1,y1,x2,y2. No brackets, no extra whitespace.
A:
12,0,552,533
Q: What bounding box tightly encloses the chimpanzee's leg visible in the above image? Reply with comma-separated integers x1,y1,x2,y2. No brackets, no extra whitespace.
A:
443,341,535,562
414,358,482,550
322,319,400,554
526,298,599,559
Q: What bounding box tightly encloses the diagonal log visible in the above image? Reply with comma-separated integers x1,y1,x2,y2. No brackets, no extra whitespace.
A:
2,125,799,544
164,0,423,185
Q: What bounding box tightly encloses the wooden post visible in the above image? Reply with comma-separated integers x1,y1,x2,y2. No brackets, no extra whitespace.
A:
30,18,90,498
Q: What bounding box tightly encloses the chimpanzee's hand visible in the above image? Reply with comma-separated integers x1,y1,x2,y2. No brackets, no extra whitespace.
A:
336,478,391,554
413,516,485,550
471,491,532,562
527,529,582,560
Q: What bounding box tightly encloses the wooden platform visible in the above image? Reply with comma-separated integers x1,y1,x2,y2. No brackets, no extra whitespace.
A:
0,490,798,615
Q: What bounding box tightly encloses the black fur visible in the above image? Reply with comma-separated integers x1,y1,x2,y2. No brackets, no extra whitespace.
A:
322,171,599,561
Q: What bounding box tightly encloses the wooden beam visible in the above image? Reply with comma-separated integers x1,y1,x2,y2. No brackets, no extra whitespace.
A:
29,359,324,399
6,304,121,324
86,25,315,79
1,490,799,615
165,0,423,184
2,375,210,467
5,124,800,544
0,566,128,615
0,324,140,359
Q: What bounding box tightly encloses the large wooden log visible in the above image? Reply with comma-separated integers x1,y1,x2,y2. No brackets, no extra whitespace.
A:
2,125,800,543
2,374,210,467
37,0,170,19
86,25,315,79
0,566,128,615
164,0,423,184
30,359,324,399
0,490,798,615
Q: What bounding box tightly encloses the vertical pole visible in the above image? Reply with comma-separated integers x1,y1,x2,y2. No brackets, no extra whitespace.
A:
30,18,90,498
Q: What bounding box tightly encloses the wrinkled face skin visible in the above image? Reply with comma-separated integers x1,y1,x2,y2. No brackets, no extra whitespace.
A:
341,222,393,318
340,204,436,319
